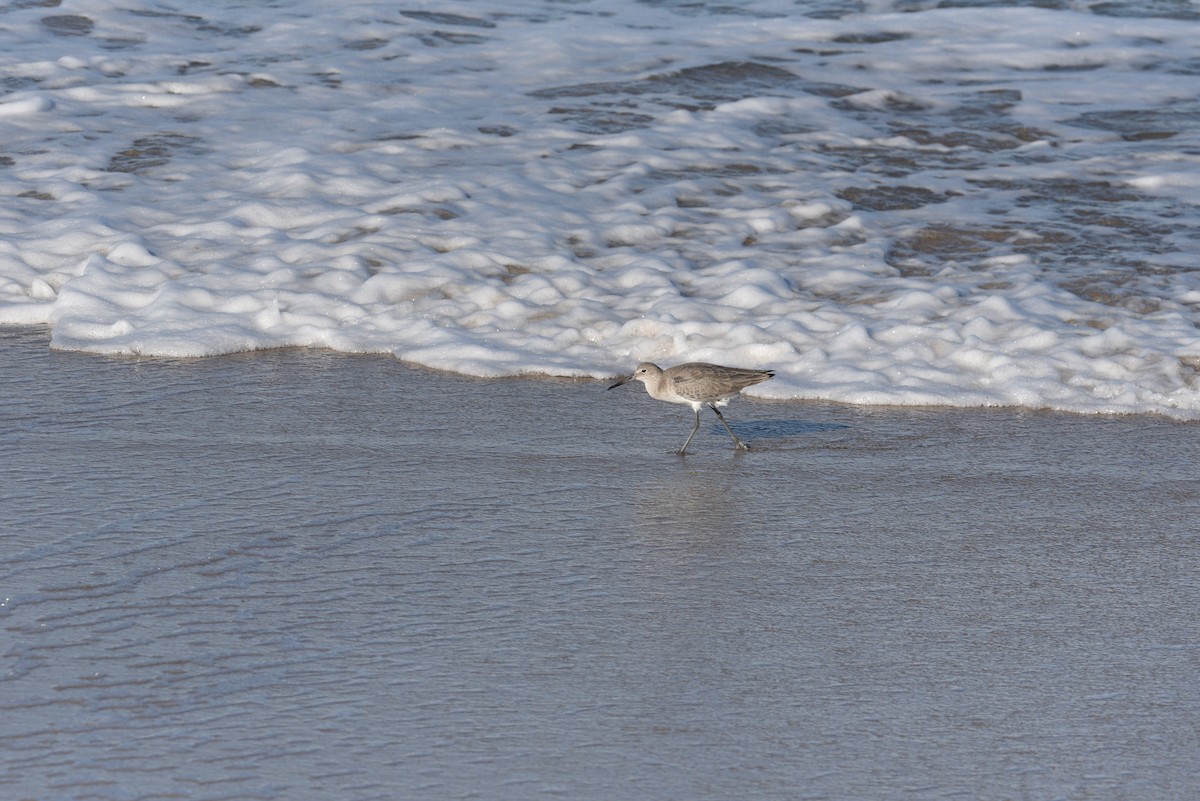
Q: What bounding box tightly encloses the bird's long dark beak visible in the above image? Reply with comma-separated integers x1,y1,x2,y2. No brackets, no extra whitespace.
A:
608,374,632,390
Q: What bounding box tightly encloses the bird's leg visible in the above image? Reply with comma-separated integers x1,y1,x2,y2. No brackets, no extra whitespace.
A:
710,404,749,450
677,408,701,455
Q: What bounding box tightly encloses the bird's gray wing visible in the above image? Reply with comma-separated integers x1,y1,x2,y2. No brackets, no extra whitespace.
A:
669,372,710,401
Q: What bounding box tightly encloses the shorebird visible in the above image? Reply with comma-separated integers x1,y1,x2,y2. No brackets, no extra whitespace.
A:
608,361,774,454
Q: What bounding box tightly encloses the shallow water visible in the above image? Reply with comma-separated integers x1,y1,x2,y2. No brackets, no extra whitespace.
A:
3,326,1199,800
2,1,1200,415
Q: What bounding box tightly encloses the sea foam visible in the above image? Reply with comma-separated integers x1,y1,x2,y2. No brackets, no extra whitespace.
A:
1,1,1199,416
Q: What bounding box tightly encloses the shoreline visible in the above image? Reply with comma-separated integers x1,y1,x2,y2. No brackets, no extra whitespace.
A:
3,325,1198,800
10,324,1200,424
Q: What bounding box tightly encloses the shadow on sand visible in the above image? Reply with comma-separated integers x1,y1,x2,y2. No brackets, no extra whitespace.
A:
717,418,849,446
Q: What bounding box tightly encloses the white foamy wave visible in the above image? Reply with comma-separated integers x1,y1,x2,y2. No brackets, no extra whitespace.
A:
2,1,1199,416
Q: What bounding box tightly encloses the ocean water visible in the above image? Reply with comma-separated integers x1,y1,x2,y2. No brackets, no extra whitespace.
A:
1,0,1199,415
3,326,1200,800
5,5,1200,798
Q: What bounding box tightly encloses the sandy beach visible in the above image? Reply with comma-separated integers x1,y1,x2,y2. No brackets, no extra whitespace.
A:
4,2,1199,796
3,325,1198,799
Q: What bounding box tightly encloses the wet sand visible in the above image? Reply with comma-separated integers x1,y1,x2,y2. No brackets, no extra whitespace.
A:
3,326,1199,800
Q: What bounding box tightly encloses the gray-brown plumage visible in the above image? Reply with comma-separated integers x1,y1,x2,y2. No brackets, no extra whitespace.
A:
608,361,774,453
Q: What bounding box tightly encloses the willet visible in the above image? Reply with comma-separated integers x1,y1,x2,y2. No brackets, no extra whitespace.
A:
608,361,775,454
